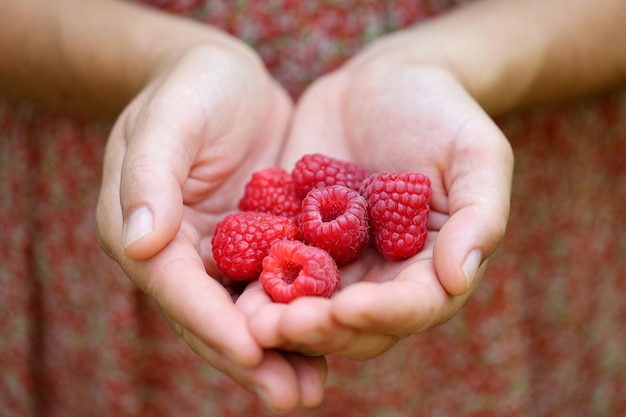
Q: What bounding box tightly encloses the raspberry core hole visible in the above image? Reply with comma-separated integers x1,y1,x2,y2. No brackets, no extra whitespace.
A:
320,205,345,222
281,261,303,285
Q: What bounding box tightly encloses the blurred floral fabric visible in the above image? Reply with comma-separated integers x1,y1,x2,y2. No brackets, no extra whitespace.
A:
1,1,625,416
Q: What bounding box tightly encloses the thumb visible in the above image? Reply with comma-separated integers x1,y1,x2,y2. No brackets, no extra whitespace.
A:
434,128,513,296
119,104,194,260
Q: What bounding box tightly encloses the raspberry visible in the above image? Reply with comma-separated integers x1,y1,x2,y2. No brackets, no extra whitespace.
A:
360,172,431,260
292,153,369,199
259,240,340,303
238,167,302,220
298,185,369,265
211,211,300,281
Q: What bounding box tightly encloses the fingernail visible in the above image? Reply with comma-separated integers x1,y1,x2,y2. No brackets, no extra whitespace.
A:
462,250,482,290
123,206,154,248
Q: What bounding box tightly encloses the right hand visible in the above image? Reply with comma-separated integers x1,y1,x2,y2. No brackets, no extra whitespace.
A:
247,43,513,363
96,40,326,411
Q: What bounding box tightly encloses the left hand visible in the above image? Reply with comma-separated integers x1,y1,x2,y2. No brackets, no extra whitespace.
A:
246,50,514,360
96,42,326,411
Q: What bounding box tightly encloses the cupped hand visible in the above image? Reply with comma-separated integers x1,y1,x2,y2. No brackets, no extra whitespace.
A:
96,42,325,411
248,51,514,361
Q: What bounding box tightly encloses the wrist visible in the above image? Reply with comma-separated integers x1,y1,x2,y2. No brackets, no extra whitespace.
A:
96,3,264,114
0,0,263,115
344,3,546,117
347,0,626,117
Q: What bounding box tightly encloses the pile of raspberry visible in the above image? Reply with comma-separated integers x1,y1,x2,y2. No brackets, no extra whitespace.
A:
211,153,431,303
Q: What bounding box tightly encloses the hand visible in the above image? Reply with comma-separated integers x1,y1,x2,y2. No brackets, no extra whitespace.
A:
96,42,325,411
248,48,514,360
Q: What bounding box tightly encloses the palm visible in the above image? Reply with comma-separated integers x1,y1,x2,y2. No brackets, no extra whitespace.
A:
248,63,512,359
176,96,293,290
283,66,485,288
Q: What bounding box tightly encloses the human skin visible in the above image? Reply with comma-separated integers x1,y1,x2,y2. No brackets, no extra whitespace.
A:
246,62,512,359
1,0,325,411
2,0,626,412
246,0,626,362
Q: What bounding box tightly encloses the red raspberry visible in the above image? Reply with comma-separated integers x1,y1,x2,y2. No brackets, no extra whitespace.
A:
298,185,369,265
211,212,300,281
259,240,340,303
360,172,431,260
292,153,369,199
238,167,302,220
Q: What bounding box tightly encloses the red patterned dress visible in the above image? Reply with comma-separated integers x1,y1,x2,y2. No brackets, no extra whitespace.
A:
1,1,625,416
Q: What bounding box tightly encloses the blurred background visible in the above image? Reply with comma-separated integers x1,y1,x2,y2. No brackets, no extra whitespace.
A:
1,1,625,416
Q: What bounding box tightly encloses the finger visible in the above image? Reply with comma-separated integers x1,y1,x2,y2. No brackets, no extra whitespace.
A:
248,302,289,349
97,126,128,259
104,224,307,412
249,298,340,354
118,92,203,260
245,351,325,412
331,262,479,336
235,279,273,317
435,116,513,295
283,353,328,409
281,298,399,359
181,333,305,413
129,232,264,368
249,297,398,360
